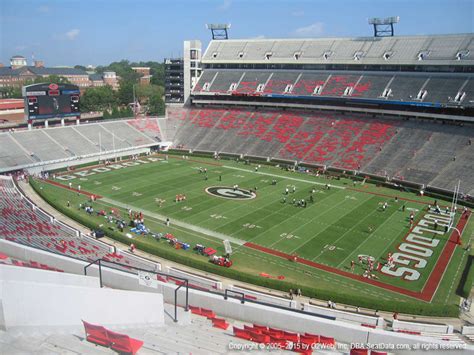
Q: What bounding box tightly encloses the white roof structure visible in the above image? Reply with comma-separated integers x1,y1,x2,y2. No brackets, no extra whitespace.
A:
202,34,474,66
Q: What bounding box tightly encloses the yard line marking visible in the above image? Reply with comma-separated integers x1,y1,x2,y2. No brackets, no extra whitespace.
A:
234,188,346,250
223,166,345,189
336,205,402,268
309,196,382,260
244,242,426,301
269,191,354,250
99,197,247,246
286,192,374,255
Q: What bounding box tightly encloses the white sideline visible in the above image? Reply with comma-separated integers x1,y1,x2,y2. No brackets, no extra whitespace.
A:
222,165,346,189
99,197,247,246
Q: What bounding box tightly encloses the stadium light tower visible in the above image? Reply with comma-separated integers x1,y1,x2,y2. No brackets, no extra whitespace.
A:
368,16,400,37
206,23,231,40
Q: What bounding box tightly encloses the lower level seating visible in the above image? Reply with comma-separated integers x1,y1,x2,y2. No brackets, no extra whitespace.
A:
167,107,474,194
0,177,160,274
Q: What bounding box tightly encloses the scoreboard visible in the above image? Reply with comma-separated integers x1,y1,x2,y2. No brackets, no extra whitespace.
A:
22,83,80,120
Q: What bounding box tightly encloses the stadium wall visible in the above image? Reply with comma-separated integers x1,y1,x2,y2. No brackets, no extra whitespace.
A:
191,99,474,123
0,279,164,333
3,146,154,174
1,239,471,353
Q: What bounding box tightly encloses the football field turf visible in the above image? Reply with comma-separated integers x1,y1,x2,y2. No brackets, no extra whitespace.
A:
37,154,473,312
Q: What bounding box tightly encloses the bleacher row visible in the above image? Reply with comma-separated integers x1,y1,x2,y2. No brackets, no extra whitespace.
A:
202,34,474,65
0,252,64,272
0,177,160,274
167,107,474,194
192,69,474,107
0,117,161,170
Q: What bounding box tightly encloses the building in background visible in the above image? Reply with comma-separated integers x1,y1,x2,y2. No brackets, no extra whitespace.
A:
10,55,27,69
164,58,184,103
0,55,118,91
164,40,202,105
103,71,119,90
183,40,202,103
132,67,152,85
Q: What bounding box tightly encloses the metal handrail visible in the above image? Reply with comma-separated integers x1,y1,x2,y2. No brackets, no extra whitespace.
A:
83,257,189,322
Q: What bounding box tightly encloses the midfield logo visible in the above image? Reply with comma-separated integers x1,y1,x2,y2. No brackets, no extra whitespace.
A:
205,186,256,200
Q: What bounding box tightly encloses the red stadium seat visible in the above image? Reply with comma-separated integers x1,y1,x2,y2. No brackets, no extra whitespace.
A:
106,329,144,355
244,324,259,333
82,320,111,347
319,335,335,346
200,308,216,319
211,317,229,330
299,334,319,346
249,331,270,343
283,330,299,343
233,326,252,340
252,324,268,331
189,305,202,315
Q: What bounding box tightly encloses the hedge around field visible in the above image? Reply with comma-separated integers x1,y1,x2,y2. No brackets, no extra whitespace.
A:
458,255,474,299
28,177,461,317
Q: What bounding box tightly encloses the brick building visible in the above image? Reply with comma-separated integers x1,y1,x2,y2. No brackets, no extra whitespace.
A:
0,56,118,90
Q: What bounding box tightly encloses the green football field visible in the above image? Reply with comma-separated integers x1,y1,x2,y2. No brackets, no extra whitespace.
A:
35,154,474,314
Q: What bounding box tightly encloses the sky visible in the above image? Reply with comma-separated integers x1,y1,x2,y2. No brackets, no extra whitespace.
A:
0,0,473,67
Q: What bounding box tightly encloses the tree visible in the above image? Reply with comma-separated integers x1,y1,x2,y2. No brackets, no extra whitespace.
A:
147,93,165,116
74,65,87,71
99,60,140,83
150,64,165,87
34,75,71,84
81,86,117,112
111,106,120,118
135,84,163,103
0,86,22,98
117,80,134,106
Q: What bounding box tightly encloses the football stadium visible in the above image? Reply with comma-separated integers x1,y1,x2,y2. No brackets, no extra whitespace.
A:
1,2,474,354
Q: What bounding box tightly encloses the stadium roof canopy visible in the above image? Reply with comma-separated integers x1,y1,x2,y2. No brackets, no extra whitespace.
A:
202,33,474,66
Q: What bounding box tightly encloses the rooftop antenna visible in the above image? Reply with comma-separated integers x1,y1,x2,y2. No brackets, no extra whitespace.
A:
368,16,400,37
206,23,231,40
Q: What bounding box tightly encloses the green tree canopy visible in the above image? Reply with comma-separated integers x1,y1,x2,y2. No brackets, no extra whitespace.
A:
81,86,117,112
147,92,165,116
117,80,135,106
